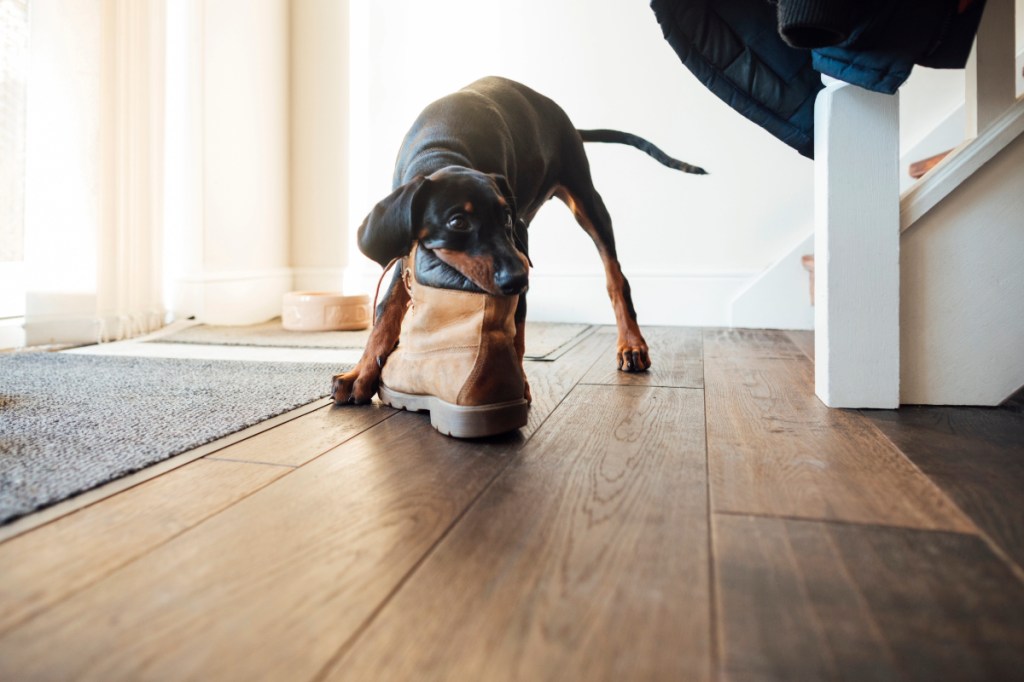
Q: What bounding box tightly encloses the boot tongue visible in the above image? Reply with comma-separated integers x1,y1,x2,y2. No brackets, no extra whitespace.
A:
414,245,487,293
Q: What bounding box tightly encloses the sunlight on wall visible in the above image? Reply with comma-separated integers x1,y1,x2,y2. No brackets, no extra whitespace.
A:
345,0,814,324
23,0,101,296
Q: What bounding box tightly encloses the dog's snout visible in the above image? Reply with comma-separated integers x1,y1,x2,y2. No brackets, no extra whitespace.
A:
495,269,529,296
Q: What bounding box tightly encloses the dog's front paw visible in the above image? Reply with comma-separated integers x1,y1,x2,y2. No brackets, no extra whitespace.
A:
332,366,380,405
616,343,651,373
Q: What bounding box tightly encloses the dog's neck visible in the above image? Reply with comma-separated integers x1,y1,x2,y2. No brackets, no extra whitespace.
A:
396,147,472,185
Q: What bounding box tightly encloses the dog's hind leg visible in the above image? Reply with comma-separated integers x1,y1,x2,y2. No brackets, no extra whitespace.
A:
554,183,650,372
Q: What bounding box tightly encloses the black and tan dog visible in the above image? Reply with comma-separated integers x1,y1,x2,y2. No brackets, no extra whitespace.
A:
333,76,705,405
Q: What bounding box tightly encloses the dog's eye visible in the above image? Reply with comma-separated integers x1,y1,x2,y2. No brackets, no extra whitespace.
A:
446,215,470,231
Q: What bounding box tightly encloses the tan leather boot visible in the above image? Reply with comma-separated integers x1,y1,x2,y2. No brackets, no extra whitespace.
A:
379,246,529,438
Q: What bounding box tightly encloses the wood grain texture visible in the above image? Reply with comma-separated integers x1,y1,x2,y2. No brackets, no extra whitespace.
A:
908,149,951,179
705,330,973,531
324,384,711,682
580,326,703,388
0,321,612,682
521,328,614,437
0,398,332,543
715,514,1024,682
705,327,807,361
0,414,509,682
865,401,1024,572
0,458,286,636
784,330,814,362
208,400,394,466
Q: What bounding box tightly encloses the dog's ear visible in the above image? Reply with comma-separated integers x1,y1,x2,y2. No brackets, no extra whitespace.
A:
357,176,430,267
489,174,517,219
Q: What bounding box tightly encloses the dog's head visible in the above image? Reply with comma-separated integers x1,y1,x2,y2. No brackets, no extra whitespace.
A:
357,166,530,296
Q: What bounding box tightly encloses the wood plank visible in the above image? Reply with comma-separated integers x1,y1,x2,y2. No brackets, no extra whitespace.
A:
208,401,394,466
0,458,287,635
705,327,807,361
521,329,614,437
0,322,612,682
784,329,814,362
0,397,332,543
0,414,507,682
908,149,952,179
705,330,973,531
324,384,711,681
580,326,703,388
864,402,1024,573
714,514,1024,681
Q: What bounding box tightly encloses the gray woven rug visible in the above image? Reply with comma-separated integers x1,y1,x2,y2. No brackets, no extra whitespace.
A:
0,353,344,525
155,319,593,361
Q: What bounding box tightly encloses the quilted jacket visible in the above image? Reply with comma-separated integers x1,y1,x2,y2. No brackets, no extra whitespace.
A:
650,0,988,157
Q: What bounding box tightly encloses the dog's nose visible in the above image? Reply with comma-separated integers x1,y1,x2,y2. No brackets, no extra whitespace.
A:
495,269,528,296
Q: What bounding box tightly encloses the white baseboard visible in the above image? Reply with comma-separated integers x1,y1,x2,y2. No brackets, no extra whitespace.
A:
175,268,293,325
22,290,166,346
730,233,815,331
0,318,26,350
0,262,26,318
23,317,102,347
22,292,101,346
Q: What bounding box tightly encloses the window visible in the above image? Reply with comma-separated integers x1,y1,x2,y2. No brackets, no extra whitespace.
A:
0,0,28,318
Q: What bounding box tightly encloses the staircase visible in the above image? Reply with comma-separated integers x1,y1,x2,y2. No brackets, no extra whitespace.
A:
814,0,1023,407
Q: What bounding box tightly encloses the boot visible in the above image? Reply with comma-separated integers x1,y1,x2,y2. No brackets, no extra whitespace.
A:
379,245,529,438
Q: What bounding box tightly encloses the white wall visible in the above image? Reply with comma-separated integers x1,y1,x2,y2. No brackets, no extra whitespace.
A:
21,0,112,343
348,0,814,326
23,0,103,299
291,0,349,292
202,0,289,273
171,0,293,325
901,132,1024,404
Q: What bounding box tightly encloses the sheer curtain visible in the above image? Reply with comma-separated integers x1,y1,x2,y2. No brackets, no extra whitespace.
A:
22,0,165,346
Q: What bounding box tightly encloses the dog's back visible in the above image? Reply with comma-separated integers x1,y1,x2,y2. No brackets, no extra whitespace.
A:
394,77,576,216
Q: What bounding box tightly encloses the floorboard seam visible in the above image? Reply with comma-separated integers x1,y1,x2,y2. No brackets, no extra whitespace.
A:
0,398,335,543
0,469,288,638
309,337,613,681
862,414,1024,585
577,381,704,390
282,408,400,470
702,329,721,681
203,457,297,469
309,461,513,681
714,509,986,535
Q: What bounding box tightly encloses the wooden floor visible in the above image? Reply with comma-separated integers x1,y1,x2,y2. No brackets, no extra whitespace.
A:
2,327,1023,681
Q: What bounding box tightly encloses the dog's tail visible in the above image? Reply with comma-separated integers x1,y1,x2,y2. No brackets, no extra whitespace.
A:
577,129,708,175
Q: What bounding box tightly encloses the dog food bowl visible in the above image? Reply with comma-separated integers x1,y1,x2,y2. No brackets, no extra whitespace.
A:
282,291,371,331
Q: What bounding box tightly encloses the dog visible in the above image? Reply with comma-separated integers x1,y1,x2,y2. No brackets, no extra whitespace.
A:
333,76,705,405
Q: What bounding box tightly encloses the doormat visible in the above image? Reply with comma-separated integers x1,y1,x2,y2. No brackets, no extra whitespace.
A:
0,353,345,526
153,319,594,361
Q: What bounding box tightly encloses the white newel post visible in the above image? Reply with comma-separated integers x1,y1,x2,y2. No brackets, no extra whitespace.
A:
814,79,900,408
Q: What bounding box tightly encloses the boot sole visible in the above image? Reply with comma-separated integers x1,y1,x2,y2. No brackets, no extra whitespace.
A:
378,384,529,438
